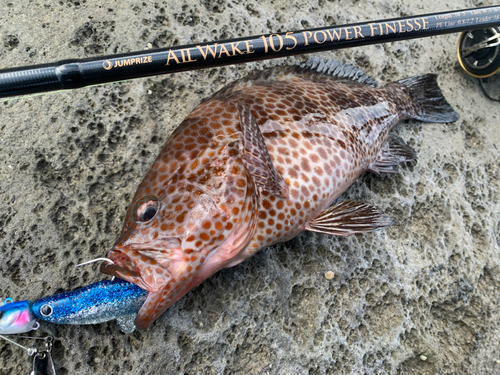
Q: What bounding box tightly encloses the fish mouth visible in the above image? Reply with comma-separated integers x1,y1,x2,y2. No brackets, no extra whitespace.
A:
100,248,173,293
100,236,183,292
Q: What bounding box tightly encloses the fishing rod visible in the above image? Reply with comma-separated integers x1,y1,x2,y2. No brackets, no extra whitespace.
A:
1,5,500,100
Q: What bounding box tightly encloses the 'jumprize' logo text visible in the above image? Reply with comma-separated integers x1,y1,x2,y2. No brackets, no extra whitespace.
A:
102,56,153,70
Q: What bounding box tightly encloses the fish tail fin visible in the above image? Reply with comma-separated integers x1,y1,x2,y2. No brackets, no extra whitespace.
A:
398,74,459,123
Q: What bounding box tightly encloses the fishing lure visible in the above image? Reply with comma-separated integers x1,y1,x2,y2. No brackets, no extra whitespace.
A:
31,278,148,332
0,279,145,374
0,279,147,336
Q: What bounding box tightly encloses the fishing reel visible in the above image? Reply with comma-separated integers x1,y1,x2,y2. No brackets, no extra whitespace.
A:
458,27,500,101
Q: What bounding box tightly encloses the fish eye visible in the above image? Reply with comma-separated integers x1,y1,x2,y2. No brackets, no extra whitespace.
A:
40,304,53,317
135,198,159,222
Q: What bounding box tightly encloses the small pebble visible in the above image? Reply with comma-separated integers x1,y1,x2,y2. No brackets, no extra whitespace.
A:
147,90,153,95
495,359,500,364
147,43,153,49
420,355,427,361
324,271,334,280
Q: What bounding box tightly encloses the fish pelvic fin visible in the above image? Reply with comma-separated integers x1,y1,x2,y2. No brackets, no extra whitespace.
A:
398,74,459,123
305,199,395,236
368,136,417,175
233,101,290,199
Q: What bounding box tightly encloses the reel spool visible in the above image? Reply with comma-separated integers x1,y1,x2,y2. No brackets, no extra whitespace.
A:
457,27,500,78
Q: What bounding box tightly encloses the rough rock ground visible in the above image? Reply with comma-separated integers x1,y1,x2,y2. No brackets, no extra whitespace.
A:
0,0,499,374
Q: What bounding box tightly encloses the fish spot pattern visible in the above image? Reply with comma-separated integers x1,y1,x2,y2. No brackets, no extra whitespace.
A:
103,62,422,329
212,74,412,252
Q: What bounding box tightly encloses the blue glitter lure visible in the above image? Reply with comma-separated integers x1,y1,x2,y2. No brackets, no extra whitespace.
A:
31,279,148,326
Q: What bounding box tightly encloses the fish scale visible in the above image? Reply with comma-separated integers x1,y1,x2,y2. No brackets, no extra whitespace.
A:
100,58,459,329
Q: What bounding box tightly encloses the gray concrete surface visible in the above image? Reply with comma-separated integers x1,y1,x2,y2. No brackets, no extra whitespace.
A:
1,0,499,374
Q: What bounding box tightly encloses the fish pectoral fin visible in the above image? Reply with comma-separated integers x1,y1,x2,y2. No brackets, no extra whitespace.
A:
233,101,290,199
368,136,416,175
305,199,395,237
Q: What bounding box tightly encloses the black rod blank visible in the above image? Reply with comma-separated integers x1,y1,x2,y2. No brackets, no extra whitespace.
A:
1,6,500,99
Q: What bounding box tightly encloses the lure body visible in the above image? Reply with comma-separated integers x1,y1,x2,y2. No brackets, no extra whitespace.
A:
31,279,147,325
0,300,38,334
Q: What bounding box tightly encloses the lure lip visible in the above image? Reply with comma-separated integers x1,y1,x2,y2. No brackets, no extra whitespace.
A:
0,300,39,334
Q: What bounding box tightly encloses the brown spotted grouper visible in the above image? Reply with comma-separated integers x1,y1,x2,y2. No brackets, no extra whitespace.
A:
100,58,459,329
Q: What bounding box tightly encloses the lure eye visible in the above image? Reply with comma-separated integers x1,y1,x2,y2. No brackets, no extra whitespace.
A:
40,304,53,317
135,198,159,222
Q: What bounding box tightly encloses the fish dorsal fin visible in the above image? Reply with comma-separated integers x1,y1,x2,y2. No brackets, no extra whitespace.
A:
233,58,377,93
233,102,290,199
305,199,395,236
295,57,378,87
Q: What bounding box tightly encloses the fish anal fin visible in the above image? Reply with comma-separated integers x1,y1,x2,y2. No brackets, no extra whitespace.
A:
305,199,395,237
233,102,289,199
368,136,416,175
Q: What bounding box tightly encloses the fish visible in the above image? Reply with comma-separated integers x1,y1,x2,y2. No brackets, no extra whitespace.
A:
100,57,459,330
31,279,147,331
0,299,38,334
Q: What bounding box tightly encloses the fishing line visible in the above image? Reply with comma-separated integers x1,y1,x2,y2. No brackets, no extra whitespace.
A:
0,335,49,355
0,335,34,354
0,335,56,373
478,78,500,102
